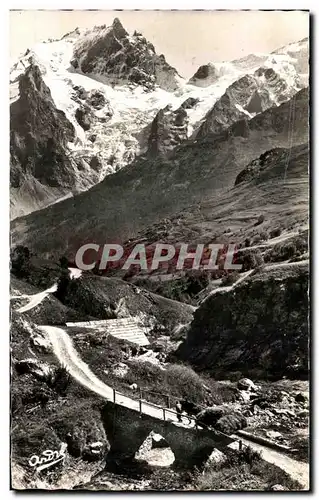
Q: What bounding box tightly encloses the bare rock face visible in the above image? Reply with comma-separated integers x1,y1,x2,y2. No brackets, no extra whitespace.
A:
10,64,76,189
188,63,219,87
196,75,260,138
176,264,309,379
148,104,189,156
254,66,292,104
272,36,309,76
196,66,304,139
71,18,181,91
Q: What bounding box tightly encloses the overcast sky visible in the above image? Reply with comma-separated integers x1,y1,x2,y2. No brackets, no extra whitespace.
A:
10,10,309,78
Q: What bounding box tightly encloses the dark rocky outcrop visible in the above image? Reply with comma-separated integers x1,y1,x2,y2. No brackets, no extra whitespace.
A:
71,18,181,91
234,146,307,186
75,105,93,131
254,67,290,105
10,64,75,189
188,63,219,87
180,97,200,110
196,75,262,138
87,90,107,110
176,263,309,379
148,105,188,156
63,414,110,461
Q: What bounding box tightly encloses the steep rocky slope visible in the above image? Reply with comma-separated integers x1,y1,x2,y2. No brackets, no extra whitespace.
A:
196,66,301,138
10,64,77,218
11,88,308,259
175,262,309,379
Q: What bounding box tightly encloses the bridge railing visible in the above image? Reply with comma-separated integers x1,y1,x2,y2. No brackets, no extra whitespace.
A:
111,387,197,424
110,387,245,450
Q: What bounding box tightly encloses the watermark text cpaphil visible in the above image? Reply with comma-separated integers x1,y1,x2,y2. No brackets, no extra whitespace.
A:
75,243,243,273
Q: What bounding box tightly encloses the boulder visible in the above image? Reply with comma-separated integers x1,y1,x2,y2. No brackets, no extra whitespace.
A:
66,418,109,461
270,484,286,491
196,406,228,428
111,362,129,379
204,448,227,468
15,358,52,381
295,392,308,404
75,106,93,131
215,413,247,434
237,389,251,403
266,430,283,440
237,378,257,391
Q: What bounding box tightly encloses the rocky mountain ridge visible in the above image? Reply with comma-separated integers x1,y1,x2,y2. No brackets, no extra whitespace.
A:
10,23,308,219
71,18,182,91
11,87,308,259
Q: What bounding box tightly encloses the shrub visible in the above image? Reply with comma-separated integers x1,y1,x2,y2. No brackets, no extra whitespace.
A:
270,228,282,238
206,382,238,405
12,422,61,461
124,362,206,405
11,245,31,278
224,447,261,468
236,250,264,271
48,365,71,395
55,268,72,302
196,446,302,491
215,413,247,434
196,406,228,427
255,214,265,226
221,271,240,286
264,236,308,263
165,364,205,403
125,361,164,387
251,459,302,491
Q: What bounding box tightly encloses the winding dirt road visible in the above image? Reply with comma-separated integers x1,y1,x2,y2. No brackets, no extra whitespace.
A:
38,325,190,426
14,268,82,313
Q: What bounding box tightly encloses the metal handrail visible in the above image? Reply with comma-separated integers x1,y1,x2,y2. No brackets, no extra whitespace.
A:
112,387,198,424
111,387,245,450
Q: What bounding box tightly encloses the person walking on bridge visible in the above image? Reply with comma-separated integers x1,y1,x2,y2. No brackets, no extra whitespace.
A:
176,400,183,422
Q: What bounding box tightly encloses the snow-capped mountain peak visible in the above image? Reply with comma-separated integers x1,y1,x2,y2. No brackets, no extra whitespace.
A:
10,26,308,219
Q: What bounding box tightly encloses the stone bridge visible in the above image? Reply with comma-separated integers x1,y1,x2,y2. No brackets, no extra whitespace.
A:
101,401,234,468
